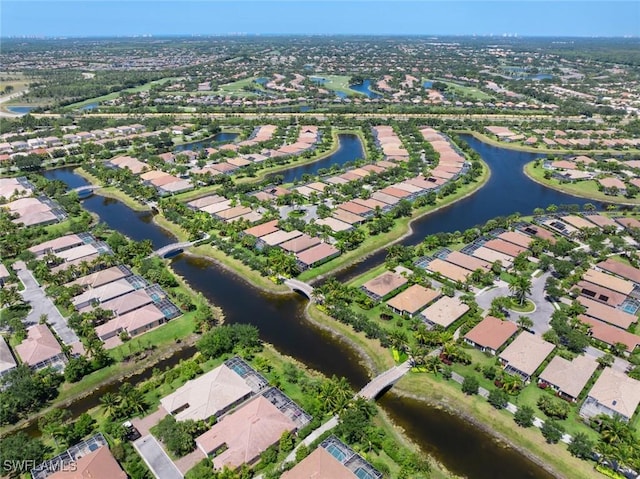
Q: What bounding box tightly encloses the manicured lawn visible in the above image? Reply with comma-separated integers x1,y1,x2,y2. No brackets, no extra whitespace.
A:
316,74,365,97
525,162,640,205
434,79,493,101
396,372,601,479
508,298,536,313
211,77,265,97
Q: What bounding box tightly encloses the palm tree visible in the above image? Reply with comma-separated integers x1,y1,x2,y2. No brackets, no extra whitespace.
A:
509,274,532,306
0,285,22,308
388,330,408,353
517,316,534,331
500,373,523,394
424,356,441,375
100,392,119,418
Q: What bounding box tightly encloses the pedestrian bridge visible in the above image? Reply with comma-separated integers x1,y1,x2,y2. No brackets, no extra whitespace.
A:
357,360,412,400
150,241,195,259
284,279,314,299
69,185,101,196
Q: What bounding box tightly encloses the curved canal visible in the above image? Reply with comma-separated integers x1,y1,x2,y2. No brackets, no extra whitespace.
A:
40,134,591,479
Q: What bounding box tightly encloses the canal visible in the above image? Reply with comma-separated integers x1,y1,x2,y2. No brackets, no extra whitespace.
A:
41,135,577,479
277,133,365,184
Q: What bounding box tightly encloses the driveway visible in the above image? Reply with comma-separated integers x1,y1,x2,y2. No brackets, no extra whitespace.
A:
476,271,555,335
134,435,183,479
13,261,79,344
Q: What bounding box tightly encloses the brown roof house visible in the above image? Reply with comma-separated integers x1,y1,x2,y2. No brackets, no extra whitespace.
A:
196,395,297,470
15,324,66,371
498,332,555,382
161,363,253,422
464,316,519,355
46,446,126,479
581,368,640,422
0,335,17,378
361,271,408,301
538,355,598,402
386,284,440,317
420,296,469,329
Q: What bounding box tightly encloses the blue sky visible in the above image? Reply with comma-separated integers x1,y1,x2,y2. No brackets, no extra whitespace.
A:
2,1,639,37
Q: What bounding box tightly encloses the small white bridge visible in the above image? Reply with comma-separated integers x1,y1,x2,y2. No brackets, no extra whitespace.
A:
284,279,314,299
69,185,101,195
357,360,413,400
149,234,210,259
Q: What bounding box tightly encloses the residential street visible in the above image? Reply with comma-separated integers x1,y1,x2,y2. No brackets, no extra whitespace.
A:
13,261,79,344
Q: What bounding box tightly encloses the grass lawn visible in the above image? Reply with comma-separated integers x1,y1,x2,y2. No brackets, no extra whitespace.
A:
525,162,640,205
508,298,536,313
211,77,265,97
396,372,602,479
64,77,182,109
190,244,289,294
434,79,493,101
307,304,395,373
316,74,365,97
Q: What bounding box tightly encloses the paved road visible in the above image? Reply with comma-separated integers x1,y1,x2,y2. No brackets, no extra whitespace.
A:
14,261,79,344
584,346,631,374
134,435,183,479
476,271,554,335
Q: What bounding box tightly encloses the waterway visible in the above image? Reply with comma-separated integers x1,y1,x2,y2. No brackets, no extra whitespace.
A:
40,136,572,479
349,79,382,99
174,132,239,151
7,105,37,114
276,133,365,184
333,134,602,283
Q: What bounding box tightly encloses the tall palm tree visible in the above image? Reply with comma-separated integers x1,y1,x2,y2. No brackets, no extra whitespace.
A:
100,392,119,418
509,274,532,305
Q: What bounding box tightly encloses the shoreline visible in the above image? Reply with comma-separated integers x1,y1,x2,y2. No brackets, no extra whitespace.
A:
523,161,640,206
459,130,640,156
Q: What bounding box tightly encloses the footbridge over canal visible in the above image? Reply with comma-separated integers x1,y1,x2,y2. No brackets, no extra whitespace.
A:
149,234,210,259
68,185,102,196
284,279,314,299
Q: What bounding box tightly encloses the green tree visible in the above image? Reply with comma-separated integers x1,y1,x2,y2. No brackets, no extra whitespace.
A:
461,375,479,395
514,405,534,428
541,419,565,444
0,433,49,479
487,389,508,409
567,432,594,460
508,274,532,306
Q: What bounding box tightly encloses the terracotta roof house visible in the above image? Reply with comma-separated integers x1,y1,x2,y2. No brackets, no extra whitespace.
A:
425,258,470,283
578,315,640,352
519,224,556,243
576,281,627,308
577,296,637,330
361,271,408,301
582,269,634,296
483,238,528,258
538,355,598,402
582,214,618,229
188,195,227,209
386,284,440,317
282,436,382,479
499,332,555,381
498,231,533,249
464,316,518,355
561,215,596,230
281,447,355,479
296,243,340,270
314,217,353,232
55,244,100,263
161,364,253,422
72,278,136,310
46,445,127,479
581,368,640,422
597,258,640,285
0,335,17,378
260,229,303,247
28,234,83,257
243,220,281,239
472,246,513,267
15,324,66,371
96,289,154,316
444,251,491,272
616,217,640,230
279,234,321,254
196,396,297,470
598,177,626,192
68,266,131,289
371,191,400,205
95,304,166,342
332,209,365,225
420,296,469,329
